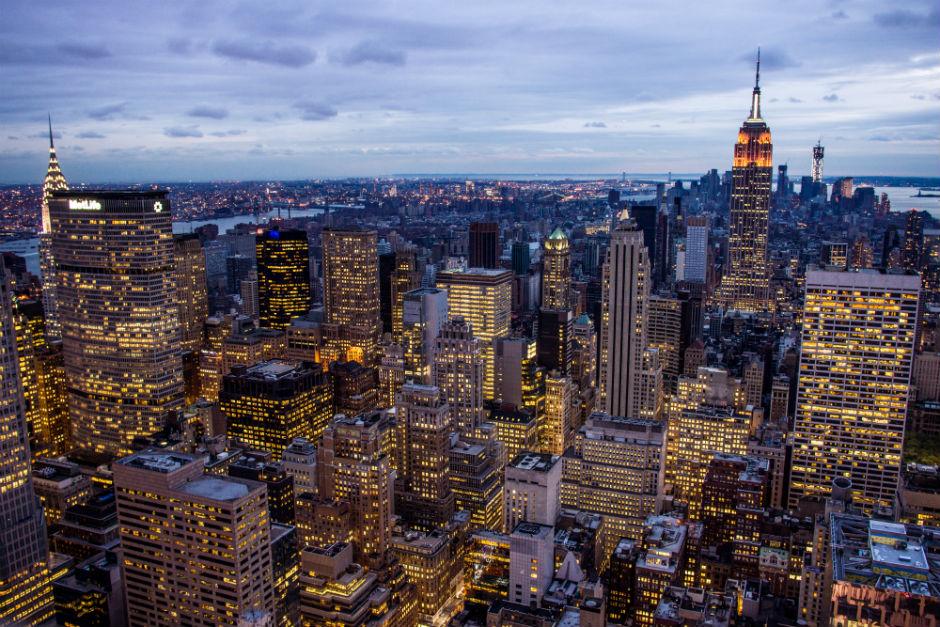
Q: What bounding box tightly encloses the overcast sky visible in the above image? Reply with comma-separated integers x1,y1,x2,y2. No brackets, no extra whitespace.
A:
1,0,938,183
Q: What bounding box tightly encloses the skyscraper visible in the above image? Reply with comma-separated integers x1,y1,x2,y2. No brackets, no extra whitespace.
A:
50,190,183,457
114,450,274,625
811,141,824,183
599,215,651,418
682,215,708,284
173,234,209,353
790,270,920,512
395,383,455,530
257,227,311,331
0,274,53,624
542,228,570,309
437,268,512,400
401,287,448,384
718,54,773,312
321,227,382,364
40,115,68,341
318,413,395,562
433,316,486,433
391,244,420,340
469,221,499,269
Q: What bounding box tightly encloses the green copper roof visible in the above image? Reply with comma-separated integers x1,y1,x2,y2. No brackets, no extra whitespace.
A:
548,227,567,240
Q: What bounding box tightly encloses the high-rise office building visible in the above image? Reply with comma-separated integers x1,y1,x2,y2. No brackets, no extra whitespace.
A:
812,141,824,183
682,215,708,284
511,240,531,275
257,227,311,330
0,274,54,624
537,307,572,374
449,427,503,531
220,360,333,460
570,313,597,391
495,336,545,419
541,373,575,455
173,234,209,353
600,215,651,418
790,270,920,512
437,268,512,400
322,227,382,363
469,221,500,269
114,450,274,625
318,413,395,562
401,287,448,384
717,56,773,312
50,190,183,457
40,115,68,341
433,317,486,433
395,383,455,530
542,228,570,309
647,295,682,393
391,244,420,340
560,412,666,558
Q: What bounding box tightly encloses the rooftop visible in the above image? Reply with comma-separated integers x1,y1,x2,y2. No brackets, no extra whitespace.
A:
508,451,559,472
118,450,196,474
831,514,940,598
179,476,251,501
511,521,554,540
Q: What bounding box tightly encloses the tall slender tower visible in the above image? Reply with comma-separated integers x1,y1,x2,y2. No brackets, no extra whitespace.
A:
40,115,68,341
541,228,570,309
256,227,311,331
173,234,209,353
718,52,773,312
433,316,486,433
599,214,650,418
50,190,184,457
0,273,53,624
790,270,920,512
812,141,824,183
321,227,381,364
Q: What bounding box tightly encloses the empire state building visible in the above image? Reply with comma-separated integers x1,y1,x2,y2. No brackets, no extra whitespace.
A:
718,53,773,312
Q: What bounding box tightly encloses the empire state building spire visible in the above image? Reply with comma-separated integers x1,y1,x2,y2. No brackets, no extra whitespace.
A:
748,48,762,120
41,114,68,234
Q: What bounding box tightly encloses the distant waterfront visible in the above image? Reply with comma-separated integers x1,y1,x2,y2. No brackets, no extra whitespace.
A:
2,185,939,278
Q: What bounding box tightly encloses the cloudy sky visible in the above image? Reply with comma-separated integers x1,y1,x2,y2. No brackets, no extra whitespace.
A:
1,0,938,183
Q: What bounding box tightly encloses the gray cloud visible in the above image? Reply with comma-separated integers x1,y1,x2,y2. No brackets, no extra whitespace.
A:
57,42,111,59
738,47,800,71
187,105,229,119
831,10,848,20
76,131,106,139
874,8,940,28
29,131,62,139
822,93,840,102
788,97,803,103
88,102,126,120
164,125,203,138
167,37,195,55
294,101,338,121
583,121,607,128
212,39,315,68
208,129,247,137
333,40,406,66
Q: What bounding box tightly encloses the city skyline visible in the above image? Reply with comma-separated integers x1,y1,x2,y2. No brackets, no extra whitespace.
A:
1,0,939,184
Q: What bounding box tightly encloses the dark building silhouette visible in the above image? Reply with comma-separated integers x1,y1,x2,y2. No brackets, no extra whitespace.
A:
469,222,499,269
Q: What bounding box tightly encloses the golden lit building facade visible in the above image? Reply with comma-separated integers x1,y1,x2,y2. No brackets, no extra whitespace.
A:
220,359,333,460
318,413,395,562
560,412,666,560
392,244,420,341
49,190,183,457
114,450,274,626
173,233,208,353
542,227,570,309
541,372,575,455
257,227,311,330
436,268,512,401
395,383,455,530
0,274,54,625
790,270,920,512
322,227,382,364
433,317,486,433
717,58,773,312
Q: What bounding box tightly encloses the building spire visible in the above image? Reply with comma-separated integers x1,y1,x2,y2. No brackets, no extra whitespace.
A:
48,113,54,149
749,48,762,120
